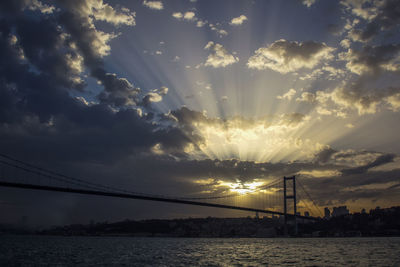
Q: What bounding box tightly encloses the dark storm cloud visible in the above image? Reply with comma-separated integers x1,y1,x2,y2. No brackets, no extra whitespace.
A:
16,16,86,89
300,168,400,206
0,0,30,15
0,0,191,165
314,147,337,163
79,150,399,209
341,153,395,175
56,3,140,107
0,0,196,225
97,73,140,107
0,18,82,123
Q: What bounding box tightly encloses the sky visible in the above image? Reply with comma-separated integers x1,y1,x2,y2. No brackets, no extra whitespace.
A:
0,0,400,226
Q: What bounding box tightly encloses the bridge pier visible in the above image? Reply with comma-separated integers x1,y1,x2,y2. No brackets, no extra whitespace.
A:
283,176,297,236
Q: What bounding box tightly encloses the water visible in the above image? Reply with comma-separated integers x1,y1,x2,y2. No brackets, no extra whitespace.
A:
0,236,399,266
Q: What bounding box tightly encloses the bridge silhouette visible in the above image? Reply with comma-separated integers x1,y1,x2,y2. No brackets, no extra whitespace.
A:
0,153,321,232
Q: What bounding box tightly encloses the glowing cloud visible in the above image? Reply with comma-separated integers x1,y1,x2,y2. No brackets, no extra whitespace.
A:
277,88,296,100
247,39,335,73
230,15,248,26
204,41,238,68
143,0,163,10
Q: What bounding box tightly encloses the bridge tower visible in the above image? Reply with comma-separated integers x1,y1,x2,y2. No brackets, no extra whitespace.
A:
283,175,297,236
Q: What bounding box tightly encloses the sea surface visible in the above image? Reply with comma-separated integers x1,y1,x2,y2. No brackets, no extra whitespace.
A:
0,236,399,266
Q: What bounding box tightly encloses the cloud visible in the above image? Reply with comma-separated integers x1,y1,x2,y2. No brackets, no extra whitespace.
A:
340,39,351,49
330,86,382,115
142,86,169,106
184,11,196,21
339,45,400,75
196,20,206,27
54,0,133,63
332,85,400,115
98,73,140,107
277,88,296,100
302,0,317,8
341,153,396,175
172,12,183,19
165,108,315,162
79,0,136,26
341,0,400,43
28,0,56,14
172,56,180,62
159,86,168,95
172,11,197,21
204,41,238,68
171,10,225,36
313,146,337,164
50,0,146,109
386,92,400,111
295,41,400,117
247,39,335,73
299,169,340,177
1,0,400,224
295,84,400,116
299,65,346,81
296,92,317,103
144,92,162,103
143,0,163,10
196,81,212,91
209,23,228,37
297,84,400,116
230,15,248,26
340,0,378,21
0,0,56,14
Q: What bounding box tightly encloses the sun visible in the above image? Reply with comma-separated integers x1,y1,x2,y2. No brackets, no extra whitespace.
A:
219,180,265,195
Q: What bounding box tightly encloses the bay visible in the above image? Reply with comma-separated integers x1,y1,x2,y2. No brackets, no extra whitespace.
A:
0,236,399,266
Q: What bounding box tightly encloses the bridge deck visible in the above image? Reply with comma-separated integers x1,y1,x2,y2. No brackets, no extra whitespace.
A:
0,181,318,221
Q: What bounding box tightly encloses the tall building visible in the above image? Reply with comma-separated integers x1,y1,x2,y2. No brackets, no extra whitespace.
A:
324,207,331,219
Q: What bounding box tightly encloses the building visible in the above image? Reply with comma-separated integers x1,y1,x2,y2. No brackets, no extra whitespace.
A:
324,207,331,219
361,208,366,214
332,206,349,217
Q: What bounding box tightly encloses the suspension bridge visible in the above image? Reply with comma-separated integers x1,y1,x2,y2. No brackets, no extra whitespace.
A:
0,153,322,233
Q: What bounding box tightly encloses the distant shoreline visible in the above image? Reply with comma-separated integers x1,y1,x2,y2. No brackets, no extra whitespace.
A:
2,206,400,238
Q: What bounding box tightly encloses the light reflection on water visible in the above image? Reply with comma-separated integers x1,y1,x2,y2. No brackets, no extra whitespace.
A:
0,236,399,266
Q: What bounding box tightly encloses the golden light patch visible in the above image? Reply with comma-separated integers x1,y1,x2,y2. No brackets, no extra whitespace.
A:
151,143,164,155
299,169,341,178
188,117,323,163
217,180,265,195
193,178,269,195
